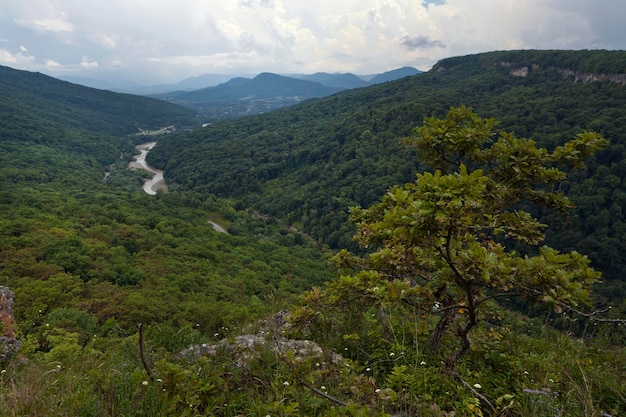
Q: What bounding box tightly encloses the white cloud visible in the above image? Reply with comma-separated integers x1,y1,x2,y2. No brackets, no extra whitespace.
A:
45,59,61,68
90,33,117,50
0,48,37,67
15,17,74,33
0,49,18,64
80,56,98,68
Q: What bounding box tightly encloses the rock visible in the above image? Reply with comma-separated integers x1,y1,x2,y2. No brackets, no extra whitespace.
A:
179,311,342,367
0,286,21,363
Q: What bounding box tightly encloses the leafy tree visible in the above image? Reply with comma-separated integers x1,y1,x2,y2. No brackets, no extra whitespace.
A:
313,106,608,368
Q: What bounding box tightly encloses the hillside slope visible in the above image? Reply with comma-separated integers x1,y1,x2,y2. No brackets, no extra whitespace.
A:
0,65,197,137
0,64,197,186
149,49,626,299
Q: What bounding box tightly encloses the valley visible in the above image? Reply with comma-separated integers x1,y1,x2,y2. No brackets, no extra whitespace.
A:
128,141,167,195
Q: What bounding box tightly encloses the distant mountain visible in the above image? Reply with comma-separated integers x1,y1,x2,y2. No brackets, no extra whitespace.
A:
154,68,422,120
158,73,247,92
58,73,248,95
57,75,143,92
368,66,422,84
287,67,421,89
290,72,369,89
155,72,344,121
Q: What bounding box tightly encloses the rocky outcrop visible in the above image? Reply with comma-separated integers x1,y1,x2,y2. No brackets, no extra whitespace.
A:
179,310,343,367
500,61,626,85
0,286,21,363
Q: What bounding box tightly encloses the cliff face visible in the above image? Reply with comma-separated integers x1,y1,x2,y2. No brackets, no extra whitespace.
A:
501,61,626,85
0,286,21,363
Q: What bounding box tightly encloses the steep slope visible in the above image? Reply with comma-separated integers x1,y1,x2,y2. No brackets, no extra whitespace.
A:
149,50,626,299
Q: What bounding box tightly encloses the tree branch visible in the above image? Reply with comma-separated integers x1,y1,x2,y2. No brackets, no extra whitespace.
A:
301,382,348,406
138,323,155,381
448,369,496,415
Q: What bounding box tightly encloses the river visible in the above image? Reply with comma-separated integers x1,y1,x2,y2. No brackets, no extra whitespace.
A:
128,141,167,195
129,141,228,234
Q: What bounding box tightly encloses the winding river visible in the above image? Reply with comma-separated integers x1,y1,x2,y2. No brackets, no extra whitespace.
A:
129,141,228,234
128,141,167,195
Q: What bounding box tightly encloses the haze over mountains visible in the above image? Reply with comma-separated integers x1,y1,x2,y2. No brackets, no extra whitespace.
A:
60,67,421,94
59,66,421,121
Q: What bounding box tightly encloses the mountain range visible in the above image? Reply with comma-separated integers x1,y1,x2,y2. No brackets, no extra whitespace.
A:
152,67,421,120
60,67,421,121
60,66,421,94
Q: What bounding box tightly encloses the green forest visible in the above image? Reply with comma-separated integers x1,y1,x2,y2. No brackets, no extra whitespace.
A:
1,51,625,416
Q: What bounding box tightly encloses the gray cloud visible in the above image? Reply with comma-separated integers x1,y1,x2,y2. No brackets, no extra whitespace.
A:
400,35,446,50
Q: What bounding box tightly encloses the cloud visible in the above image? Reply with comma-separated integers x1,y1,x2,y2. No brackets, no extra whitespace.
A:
0,48,37,67
400,36,446,50
80,56,98,68
45,59,61,68
90,33,117,50
15,17,74,33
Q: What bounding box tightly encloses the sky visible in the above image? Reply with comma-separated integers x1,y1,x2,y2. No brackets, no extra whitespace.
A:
0,0,624,86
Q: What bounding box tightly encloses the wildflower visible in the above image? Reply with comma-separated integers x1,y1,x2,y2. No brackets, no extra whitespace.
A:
315,362,320,367
375,388,381,393
474,383,482,389
1,369,6,374
366,367,371,372
142,381,149,386
320,385,327,391
420,361,427,365
156,378,162,383
283,381,290,386
389,352,395,356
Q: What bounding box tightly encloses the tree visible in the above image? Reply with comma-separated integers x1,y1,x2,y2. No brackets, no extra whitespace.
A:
302,106,608,367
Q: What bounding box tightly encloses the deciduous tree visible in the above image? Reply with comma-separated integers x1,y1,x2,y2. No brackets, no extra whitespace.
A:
312,106,608,366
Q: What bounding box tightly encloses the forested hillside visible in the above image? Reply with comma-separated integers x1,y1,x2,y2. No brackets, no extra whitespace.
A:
149,49,626,304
